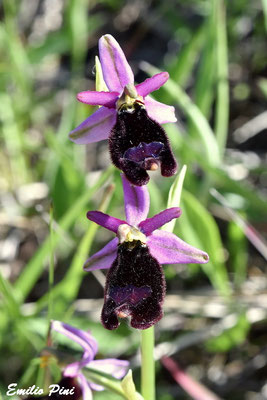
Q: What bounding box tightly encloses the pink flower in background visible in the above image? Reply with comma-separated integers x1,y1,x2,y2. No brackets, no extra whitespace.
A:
51,321,129,400
84,175,209,330
69,34,177,186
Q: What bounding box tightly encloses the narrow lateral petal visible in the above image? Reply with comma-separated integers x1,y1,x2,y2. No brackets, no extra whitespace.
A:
51,321,98,362
87,211,126,233
147,230,209,264
77,91,119,108
139,207,182,235
69,106,116,144
145,96,177,124
99,34,134,93
83,238,118,271
136,72,169,97
89,359,129,379
122,174,149,225
77,373,93,400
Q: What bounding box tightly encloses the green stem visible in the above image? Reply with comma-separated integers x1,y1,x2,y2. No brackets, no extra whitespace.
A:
214,0,229,156
141,326,155,400
48,203,54,323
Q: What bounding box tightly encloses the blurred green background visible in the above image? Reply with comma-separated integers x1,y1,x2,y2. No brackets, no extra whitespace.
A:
0,0,267,399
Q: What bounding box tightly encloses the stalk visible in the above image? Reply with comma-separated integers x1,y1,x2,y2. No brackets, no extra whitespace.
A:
141,326,155,400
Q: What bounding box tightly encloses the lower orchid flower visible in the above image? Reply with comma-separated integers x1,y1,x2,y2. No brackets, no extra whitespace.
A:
51,321,129,400
84,175,209,330
69,34,177,186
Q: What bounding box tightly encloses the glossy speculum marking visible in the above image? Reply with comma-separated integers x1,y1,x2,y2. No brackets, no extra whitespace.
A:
101,240,166,330
109,102,177,186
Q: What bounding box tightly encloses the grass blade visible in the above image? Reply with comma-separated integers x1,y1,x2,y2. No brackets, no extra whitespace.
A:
15,166,114,301
164,165,187,233
214,0,229,155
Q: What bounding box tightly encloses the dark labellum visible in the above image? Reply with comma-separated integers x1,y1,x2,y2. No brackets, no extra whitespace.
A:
26,377,82,400
101,240,166,330
109,102,177,186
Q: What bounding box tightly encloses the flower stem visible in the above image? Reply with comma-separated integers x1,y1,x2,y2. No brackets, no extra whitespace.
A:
141,326,155,400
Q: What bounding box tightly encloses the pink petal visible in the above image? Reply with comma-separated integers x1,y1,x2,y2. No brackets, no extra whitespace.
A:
161,357,220,400
122,174,149,225
139,207,182,235
77,373,93,400
69,106,116,144
144,96,177,124
64,362,81,378
51,321,98,373
87,211,126,233
99,34,134,93
147,230,209,264
77,91,119,108
89,359,129,380
136,72,169,97
83,238,118,271
88,381,105,392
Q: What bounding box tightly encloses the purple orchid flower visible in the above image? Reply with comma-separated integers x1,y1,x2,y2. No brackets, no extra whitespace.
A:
51,320,129,400
84,175,209,330
69,34,177,186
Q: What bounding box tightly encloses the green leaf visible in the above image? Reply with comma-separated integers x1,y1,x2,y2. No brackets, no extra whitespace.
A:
0,271,21,316
95,55,108,92
167,23,205,88
164,165,187,233
121,370,144,400
177,189,231,296
227,221,248,288
261,0,267,32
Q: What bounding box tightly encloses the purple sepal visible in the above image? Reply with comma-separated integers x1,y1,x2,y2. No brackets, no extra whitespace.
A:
87,211,127,233
136,72,169,97
83,238,118,271
99,34,134,93
69,106,116,145
138,207,182,236
122,174,149,226
147,230,210,264
77,91,119,108
145,96,177,124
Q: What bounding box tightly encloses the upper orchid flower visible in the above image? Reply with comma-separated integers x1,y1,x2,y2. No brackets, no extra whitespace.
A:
51,320,129,400
69,34,177,186
84,175,209,330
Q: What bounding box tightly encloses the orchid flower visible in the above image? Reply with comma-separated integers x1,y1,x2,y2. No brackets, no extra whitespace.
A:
69,34,177,186
51,320,129,400
84,175,209,330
